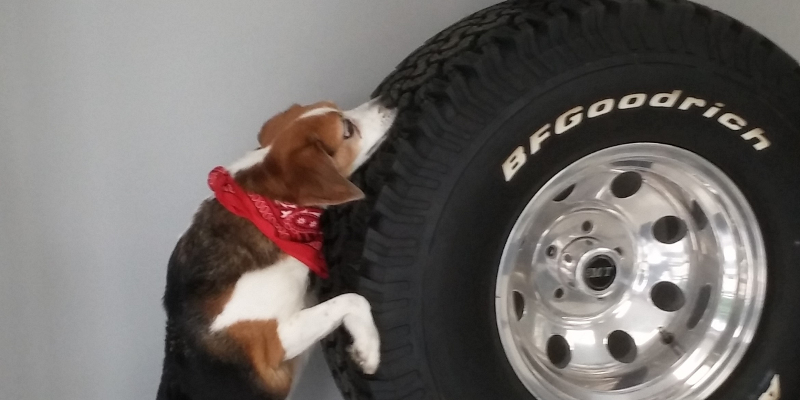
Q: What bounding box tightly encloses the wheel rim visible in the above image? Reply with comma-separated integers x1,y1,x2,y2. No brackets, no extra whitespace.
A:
495,143,766,400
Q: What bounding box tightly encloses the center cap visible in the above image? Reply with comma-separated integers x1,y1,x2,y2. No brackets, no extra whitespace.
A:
556,237,623,296
583,255,617,291
574,248,622,295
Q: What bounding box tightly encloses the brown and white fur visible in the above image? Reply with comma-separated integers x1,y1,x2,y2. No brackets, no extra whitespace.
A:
156,98,396,400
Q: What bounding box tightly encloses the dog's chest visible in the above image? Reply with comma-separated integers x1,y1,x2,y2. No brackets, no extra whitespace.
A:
210,257,310,331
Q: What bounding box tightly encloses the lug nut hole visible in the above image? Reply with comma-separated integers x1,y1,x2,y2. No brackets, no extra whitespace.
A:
607,330,637,363
690,200,708,230
653,216,687,244
547,335,571,369
512,291,525,321
611,171,643,198
687,284,712,329
651,281,686,312
553,184,575,202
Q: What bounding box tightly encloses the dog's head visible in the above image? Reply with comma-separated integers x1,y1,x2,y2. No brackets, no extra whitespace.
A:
233,98,396,207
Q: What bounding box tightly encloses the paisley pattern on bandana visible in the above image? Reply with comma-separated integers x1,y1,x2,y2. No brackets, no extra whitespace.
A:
208,166,327,278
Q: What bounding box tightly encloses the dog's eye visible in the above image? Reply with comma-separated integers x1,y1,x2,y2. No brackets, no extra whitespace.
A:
343,118,358,139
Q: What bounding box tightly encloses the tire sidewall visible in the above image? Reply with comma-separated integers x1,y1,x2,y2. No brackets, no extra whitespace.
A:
415,58,800,400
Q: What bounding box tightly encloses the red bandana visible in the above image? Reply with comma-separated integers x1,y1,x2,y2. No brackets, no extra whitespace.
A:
207,166,328,278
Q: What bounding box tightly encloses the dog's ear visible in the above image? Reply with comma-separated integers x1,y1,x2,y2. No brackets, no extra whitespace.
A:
258,104,304,147
258,101,340,148
290,140,365,206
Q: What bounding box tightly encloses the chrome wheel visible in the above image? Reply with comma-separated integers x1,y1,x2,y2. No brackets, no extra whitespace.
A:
495,143,767,400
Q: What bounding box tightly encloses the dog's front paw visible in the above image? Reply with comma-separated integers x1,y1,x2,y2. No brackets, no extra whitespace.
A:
340,293,381,374
347,333,380,374
347,325,381,375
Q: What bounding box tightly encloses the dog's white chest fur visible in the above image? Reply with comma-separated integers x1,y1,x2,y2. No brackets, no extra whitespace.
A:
210,257,309,332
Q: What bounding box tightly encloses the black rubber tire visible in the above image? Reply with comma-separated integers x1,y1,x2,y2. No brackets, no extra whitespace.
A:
317,1,800,399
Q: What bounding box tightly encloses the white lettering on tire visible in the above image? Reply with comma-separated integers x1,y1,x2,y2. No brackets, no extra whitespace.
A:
742,128,771,150
703,102,725,118
619,93,647,109
718,113,747,130
502,90,773,182
529,124,551,155
649,90,682,108
503,146,527,182
555,107,584,134
678,96,708,110
588,99,615,118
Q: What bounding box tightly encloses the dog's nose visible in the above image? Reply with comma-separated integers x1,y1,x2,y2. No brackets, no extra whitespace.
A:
378,106,397,124
368,96,394,113
367,97,393,116
383,107,397,121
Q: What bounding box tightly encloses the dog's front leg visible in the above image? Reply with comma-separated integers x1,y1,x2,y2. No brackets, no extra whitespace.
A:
277,293,380,374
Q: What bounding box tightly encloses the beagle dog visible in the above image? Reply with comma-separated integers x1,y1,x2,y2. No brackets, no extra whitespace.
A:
156,99,396,400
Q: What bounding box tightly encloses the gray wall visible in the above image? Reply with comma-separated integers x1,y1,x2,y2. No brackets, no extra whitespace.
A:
0,1,797,400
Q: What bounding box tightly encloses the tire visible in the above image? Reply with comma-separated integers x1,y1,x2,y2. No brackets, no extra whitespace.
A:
317,1,800,399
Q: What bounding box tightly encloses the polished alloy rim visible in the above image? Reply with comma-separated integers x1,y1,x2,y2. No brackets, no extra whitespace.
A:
495,143,766,400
